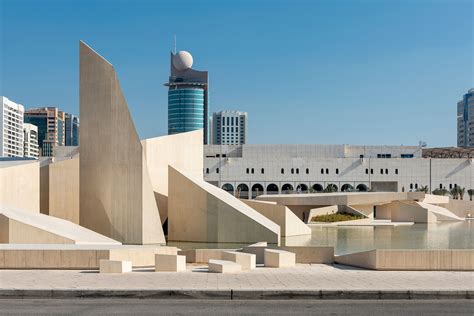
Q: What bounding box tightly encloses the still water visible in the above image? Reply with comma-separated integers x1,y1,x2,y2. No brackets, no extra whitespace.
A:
169,222,473,255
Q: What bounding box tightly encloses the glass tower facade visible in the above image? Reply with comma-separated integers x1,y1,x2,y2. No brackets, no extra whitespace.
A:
168,88,204,134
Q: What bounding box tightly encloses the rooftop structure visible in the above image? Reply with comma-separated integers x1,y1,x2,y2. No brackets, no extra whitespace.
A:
0,96,25,158
211,110,248,145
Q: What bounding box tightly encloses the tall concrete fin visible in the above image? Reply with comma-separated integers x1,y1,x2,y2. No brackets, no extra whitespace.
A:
79,41,164,244
168,166,280,244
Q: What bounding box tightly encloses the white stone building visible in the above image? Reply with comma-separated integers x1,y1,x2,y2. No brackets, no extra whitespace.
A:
1,96,25,157
23,123,39,158
204,144,474,199
211,110,248,145
457,88,474,148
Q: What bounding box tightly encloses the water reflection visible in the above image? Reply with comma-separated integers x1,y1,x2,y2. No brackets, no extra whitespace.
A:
169,221,473,255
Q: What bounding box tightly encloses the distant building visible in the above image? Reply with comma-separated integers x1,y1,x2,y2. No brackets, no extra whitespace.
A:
24,107,65,156
23,123,39,159
0,96,25,157
457,88,474,148
165,50,209,144
65,113,79,146
211,110,248,145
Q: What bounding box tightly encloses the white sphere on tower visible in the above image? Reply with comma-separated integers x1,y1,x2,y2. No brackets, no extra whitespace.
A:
173,51,193,71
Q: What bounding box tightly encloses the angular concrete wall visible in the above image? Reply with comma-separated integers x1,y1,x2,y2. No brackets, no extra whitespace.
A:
0,161,40,213
79,41,164,244
168,166,280,244
142,130,203,224
0,207,120,245
242,200,311,237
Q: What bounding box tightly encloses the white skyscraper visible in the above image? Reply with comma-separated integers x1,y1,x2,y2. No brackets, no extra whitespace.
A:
457,88,474,148
23,123,39,159
211,110,248,145
1,96,25,157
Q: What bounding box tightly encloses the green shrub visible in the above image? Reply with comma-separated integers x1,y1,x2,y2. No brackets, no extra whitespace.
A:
310,212,364,223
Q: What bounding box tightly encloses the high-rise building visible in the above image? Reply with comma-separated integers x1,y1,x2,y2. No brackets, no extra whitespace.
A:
23,123,39,159
211,110,248,145
165,50,209,144
24,107,65,156
0,96,25,157
65,113,80,146
457,88,474,148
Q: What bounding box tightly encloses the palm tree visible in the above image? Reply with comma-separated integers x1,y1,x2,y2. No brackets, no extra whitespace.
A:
416,185,429,193
459,187,466,200
468,189,474,201
450,187,459,200
324,184,338,193
433,188,449,196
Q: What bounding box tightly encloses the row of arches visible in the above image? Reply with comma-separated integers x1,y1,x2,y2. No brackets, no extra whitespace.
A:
221,182,369,198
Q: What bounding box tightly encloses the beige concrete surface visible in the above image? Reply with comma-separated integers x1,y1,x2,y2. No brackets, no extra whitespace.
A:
0,161,40,213
422,194,450,204
155,254,186,272
79,41,164,245
0,244,178,269
178,249,239,263
416,202,464,221
142,130,203,224
264,249,296,268
242,200,311,237
335,249,474,271
277,246,334,264
441,199,474,218
99,259,132,273
222,251,256,270
208,259,241,273
242,242,268,264
47,157,79,224
1,265,472,291
0,207,120,245
168,166,280,244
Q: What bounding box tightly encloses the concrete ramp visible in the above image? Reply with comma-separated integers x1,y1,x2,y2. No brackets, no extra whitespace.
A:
168,166,280,244
0,206,121,245
416,202,464,221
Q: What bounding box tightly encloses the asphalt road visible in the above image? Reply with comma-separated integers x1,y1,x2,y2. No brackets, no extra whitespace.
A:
0,299,472,315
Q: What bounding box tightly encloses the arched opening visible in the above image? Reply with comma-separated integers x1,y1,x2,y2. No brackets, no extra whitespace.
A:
221,183,234,195
236,183,249,199
281,183,294,194
251,183,264,199
296,184,308,193
341,184,354,192
356,184,368,192
312,183,323,192
266,183,279,195
324,183,338,192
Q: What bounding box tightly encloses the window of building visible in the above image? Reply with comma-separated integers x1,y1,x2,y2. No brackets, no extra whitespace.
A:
251,168,254,174
365,168,369,174
410,183,413,189
216,168,219,174
415,183,418,189
306,168,309,174
439,184,442,189
401,154,414,158
336,168,339,174
380,169,383,174
321,168,324,174
326,168,329,174
296,168,299,174
395,169,398,174
371,169,373,174
246,168,249,174
261,168,264,174
291,168,294,174
385,169,388,174
206,168,209,174
449,184,453,189
281,168,284,174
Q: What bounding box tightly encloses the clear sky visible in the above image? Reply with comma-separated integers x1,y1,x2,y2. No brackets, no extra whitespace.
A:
0,0,472,147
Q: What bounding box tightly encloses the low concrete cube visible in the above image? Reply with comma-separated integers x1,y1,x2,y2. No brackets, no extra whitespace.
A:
208,259,241,273
222,251,256,270
242,242,268,264
264,249,296,268
99,259,132,273
155,254,186,272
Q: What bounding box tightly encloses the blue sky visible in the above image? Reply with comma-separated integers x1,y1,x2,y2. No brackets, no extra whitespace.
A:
0,0,472,146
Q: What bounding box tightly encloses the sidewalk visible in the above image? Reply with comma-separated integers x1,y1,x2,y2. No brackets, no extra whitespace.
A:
1,264,472,299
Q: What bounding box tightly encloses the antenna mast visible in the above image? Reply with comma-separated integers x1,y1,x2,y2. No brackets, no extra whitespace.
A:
173,35,177,54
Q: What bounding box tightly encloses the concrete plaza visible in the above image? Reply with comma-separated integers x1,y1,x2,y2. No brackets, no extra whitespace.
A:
1,264,472,299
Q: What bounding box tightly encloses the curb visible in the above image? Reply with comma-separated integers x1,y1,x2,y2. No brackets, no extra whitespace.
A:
0,289,472,300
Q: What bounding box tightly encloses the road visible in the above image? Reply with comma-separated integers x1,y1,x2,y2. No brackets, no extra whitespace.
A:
0,299,472,315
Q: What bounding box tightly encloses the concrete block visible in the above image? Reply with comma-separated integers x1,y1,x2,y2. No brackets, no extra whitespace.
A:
264,249,296,268
99,259,132,273
222,251,256,270
208,259,241,273
242,242,268,264
155,254,186,272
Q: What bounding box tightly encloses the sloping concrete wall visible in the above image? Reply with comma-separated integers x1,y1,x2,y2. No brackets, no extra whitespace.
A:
0,161,40,213
0,207,120,245
142,130,203,224
242,200,311,236
416,202,464,221
441,199,474,218
79,41,164,244
168,166,280,244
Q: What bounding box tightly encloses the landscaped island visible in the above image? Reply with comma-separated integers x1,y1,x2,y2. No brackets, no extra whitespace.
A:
311,212,364,223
